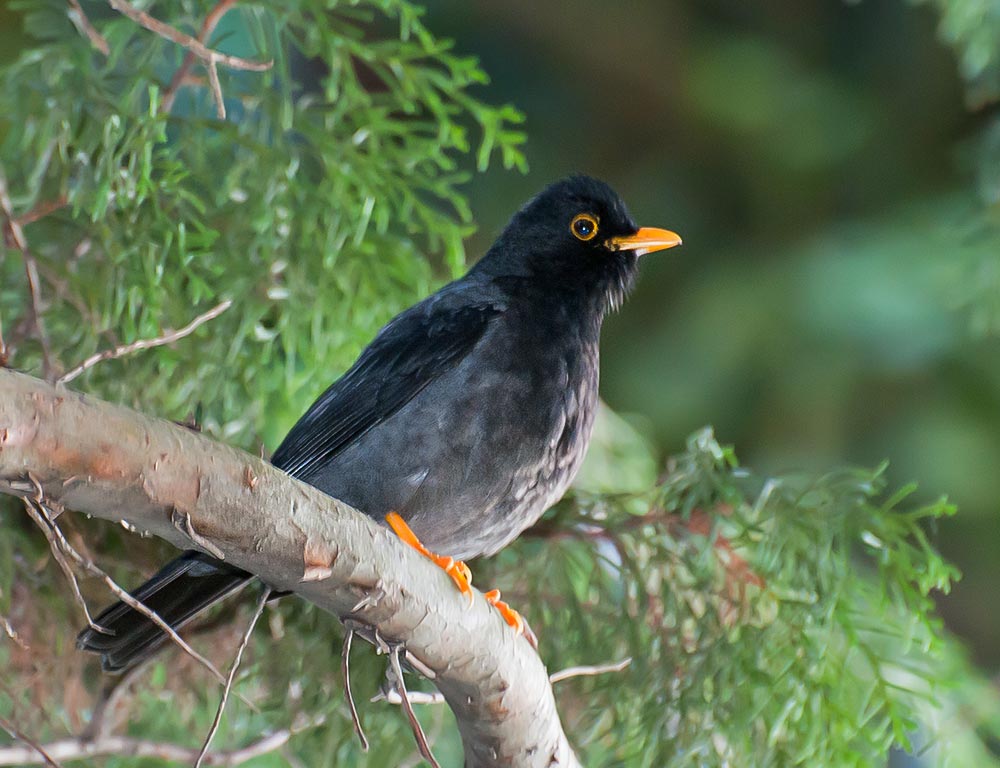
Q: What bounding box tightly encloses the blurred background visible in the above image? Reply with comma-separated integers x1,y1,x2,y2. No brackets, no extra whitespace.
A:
420,0,1000,670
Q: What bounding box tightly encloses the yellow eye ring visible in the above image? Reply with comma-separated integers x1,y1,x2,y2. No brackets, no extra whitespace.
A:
570,213,599,241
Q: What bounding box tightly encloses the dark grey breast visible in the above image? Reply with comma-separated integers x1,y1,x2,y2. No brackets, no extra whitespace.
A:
270,273,600,561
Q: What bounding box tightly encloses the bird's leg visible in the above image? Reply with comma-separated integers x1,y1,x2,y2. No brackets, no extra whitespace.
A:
385,513,536,646
386,513,473,604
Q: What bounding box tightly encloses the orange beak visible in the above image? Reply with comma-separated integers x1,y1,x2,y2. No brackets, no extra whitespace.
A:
607,227,683,256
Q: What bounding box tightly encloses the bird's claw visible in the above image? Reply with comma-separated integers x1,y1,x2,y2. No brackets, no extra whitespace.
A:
485,589,538,649
431,554,474,605
386,512,536,644
386,512,473,604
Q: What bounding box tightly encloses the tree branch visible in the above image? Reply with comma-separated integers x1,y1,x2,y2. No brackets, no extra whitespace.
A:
0,718,323,767
0,369,580,768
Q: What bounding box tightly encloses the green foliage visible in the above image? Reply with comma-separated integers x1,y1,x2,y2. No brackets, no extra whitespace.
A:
491,429,994,767
0,0,525,451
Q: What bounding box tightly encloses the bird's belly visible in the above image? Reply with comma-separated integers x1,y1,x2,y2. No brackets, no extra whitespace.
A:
302,350,598,560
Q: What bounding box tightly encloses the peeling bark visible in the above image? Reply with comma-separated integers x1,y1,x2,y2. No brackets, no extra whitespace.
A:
0,369,580,767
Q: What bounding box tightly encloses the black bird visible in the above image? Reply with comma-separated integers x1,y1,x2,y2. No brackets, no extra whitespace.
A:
77,175,681,671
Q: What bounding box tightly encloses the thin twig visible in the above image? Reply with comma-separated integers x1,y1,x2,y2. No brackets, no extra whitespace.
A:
22,492,234,692
58,299,232,385
106,0,270,118
0,610,27,650
22,257,53,378
548,657,632,683
388,645,440,768
205,60,226,119
106,0,270,71
21,499,109,636
341,628,369,751
15,194,68,228
161,0,239,114
66,0,109,55
0,721,324,767
374,657,635,706
0,172,54,379
0,717,63,768
195,588,270,768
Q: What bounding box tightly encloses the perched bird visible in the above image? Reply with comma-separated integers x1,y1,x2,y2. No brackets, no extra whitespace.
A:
77,175,681,671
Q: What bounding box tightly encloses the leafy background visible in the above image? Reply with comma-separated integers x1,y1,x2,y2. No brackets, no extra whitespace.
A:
1,0,1000,766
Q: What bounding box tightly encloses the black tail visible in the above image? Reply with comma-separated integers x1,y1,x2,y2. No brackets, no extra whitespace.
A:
76,551,251,673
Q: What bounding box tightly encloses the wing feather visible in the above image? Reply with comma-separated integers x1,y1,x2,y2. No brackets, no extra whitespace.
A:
271,288,503,479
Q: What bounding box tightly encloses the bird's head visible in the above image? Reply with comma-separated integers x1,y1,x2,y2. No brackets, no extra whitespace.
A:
473,175,682,312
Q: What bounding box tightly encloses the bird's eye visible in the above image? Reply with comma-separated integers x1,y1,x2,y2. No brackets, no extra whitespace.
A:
570,213,599,242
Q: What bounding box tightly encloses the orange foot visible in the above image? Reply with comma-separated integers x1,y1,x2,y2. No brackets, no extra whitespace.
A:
484,589,538,649
385,513,535,646
386,512,472,605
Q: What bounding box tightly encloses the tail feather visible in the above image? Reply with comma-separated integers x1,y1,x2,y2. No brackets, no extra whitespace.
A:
77,551,251,672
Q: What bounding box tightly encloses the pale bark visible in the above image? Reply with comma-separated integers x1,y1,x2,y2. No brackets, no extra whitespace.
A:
0,369,580,767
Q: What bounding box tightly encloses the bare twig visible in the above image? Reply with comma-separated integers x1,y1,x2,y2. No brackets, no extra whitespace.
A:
195,588,270,768
66,0,109,55
21,494,234,692
1,178,31,257
548,657,632,684
22,258,53,378
388,645,440,768
106,0,270,118
15,194,68,228
0,172,54,378
205,60,226,119
0,717,63,768
161,0,239,114
0,719,324,767
374,657,634,706
58,299,232,385
0,610,27,650
341,627,370,751
106,0,270,70
21,499,108,636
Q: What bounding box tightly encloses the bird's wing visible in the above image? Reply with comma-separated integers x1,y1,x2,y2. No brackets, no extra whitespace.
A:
270,288,504,479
